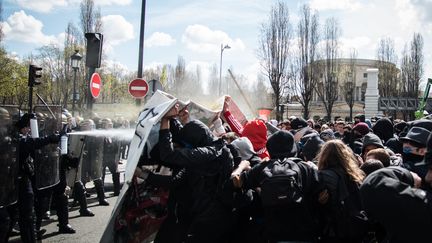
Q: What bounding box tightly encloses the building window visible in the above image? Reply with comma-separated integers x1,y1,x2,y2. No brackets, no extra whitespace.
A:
363,73,368,78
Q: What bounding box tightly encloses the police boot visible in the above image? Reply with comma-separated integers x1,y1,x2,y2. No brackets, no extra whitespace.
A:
74,181,94,217
0,208,10,243
94,179,109,206
112,172,120,196
55,192,73,232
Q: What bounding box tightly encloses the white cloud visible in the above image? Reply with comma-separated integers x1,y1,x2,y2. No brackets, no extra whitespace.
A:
103,59,130,75
310,0,363,11
15,0,132,12
181,24,245,54
95,0,133,6
15,0,68,13
101,15,134,45
145,32,176,47
2,11,62,46
339,36,372,57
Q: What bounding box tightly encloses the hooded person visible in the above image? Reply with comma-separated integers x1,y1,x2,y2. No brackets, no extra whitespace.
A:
156,115,235,243
372,117,394,143
360,167,432,243
232,130,320,242
240,120,270,160
231,137,261,167
361,133,384,162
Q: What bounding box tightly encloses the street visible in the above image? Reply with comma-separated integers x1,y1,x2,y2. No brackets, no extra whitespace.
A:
9,163,126,243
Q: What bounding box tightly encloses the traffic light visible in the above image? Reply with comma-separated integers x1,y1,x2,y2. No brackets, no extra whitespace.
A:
85,33,103,68
28,64,42,87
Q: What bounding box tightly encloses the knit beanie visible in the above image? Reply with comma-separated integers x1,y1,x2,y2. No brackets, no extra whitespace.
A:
266,130,297,160
353,122,370,137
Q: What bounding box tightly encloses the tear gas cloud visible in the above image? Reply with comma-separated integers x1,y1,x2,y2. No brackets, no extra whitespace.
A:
68,129,135,142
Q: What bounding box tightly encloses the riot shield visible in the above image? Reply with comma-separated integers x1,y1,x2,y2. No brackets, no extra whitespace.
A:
80,136,104,181
33,105,61,190
66,133,85,188
0,106,19,207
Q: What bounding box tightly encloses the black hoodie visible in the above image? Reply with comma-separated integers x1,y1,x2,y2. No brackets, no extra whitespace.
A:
360,167,432,243
158,119,235,242
361,133,384,155
372,118,394,143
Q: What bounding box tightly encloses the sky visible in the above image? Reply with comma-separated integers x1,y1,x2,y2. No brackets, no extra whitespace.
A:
3,0,432,89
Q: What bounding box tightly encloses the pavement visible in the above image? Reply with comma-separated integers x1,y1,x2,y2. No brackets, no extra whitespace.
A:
9,161,127,243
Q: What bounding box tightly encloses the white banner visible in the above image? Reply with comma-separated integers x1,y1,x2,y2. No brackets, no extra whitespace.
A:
100,91,177,243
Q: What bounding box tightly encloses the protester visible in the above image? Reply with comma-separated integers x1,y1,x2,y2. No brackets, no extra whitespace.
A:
154,104,235,243
232,130,320,243
400,127,431,180
361,133,384,163
316,140,367,243
360,167,431,242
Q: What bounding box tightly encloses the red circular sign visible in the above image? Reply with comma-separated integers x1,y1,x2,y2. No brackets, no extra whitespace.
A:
90,73,101,98
128,78,149,98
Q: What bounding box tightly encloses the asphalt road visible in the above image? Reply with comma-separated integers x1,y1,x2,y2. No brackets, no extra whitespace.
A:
9,163,126,243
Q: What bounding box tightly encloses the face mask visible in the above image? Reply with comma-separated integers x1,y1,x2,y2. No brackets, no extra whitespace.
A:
403,146,413,155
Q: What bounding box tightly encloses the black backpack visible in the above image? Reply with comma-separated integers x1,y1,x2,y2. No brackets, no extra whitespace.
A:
320,169,369,239
260,158,303,207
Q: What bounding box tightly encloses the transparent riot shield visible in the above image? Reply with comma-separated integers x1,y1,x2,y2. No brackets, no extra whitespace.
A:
33,105,61,190
66,133,85,188
81,136,104,181
0,106,19,207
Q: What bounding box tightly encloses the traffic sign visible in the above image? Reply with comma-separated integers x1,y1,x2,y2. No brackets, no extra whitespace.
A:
90,72,101,98
128,78,149,98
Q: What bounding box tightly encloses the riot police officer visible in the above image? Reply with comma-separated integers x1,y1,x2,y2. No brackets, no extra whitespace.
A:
100,118,121,196
0,107,18,242
80,119,109,205
7,113,62,243
66,119,95,217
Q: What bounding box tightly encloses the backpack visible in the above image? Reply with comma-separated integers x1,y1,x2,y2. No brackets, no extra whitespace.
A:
320,169,369,239
260,158,303,207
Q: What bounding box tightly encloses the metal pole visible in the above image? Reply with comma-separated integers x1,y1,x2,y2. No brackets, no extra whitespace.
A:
28,86,33,113
72,68,77,116
219,44,223,96
136,0,146,106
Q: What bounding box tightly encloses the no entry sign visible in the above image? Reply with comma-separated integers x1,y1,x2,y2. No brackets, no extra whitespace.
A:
90,72,101,98
128,78,149,98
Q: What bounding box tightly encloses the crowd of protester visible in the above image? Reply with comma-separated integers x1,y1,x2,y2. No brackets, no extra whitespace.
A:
134,103,432,243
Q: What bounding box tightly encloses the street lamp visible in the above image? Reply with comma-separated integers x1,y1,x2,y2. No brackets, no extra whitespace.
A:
70,50,82,116
219,44,231,96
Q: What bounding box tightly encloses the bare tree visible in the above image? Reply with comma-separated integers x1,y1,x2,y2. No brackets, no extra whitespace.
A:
342,49,357,121
289,4,319,119
409,33,423,98
258,1,292,121
314,17,340,122
174,56,186,97
400,33,423,119
376,38,399,98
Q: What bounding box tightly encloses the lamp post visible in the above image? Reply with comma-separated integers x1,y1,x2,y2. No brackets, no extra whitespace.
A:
71,50,82,116
219,44,231,96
